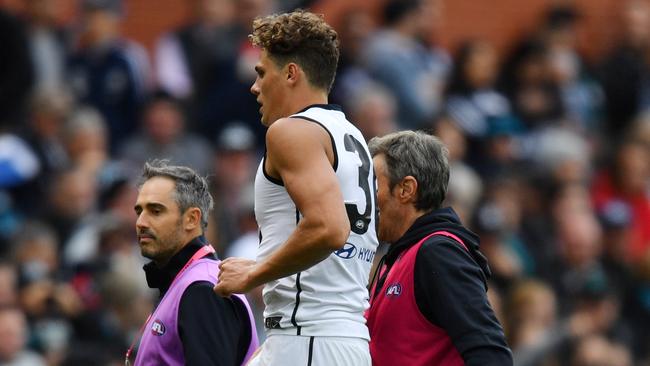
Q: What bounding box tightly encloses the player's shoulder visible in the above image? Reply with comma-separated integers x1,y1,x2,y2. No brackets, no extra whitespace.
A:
266,117,329,146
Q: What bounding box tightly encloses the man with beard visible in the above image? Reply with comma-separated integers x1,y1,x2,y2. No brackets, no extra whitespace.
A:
129,160,257,365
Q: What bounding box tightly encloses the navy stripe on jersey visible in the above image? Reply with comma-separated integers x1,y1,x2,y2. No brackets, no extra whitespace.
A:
262,150,284,186
292,272,303,335
294,103,342,114
291,116,339,172
307,336,315,366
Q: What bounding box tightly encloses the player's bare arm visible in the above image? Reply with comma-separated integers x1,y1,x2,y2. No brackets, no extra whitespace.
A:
215,118,350,296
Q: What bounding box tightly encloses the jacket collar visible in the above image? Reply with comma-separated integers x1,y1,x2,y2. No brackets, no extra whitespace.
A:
143,235,216,294
385,207,468,264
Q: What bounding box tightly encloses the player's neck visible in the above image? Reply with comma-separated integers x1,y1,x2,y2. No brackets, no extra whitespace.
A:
288,87,329,115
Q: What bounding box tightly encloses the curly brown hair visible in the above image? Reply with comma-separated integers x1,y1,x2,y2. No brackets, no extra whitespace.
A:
249,10,340,92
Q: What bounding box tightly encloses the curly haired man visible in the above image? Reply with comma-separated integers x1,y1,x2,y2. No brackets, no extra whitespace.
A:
215,10,378,366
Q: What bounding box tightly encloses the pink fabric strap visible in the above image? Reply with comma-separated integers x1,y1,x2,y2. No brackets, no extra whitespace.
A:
417,230,469,252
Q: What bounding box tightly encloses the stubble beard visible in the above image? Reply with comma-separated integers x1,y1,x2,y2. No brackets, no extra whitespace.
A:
141,221,186,265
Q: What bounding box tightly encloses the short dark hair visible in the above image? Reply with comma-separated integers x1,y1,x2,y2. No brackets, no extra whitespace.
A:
369,130,450,211
249,10,340,92
140,160,214,230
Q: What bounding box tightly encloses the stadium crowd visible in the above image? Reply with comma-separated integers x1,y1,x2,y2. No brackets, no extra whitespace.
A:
0,0,649,365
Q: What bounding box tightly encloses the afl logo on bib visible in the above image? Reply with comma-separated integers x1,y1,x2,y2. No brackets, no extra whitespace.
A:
151,319,166,336
386,283,402,297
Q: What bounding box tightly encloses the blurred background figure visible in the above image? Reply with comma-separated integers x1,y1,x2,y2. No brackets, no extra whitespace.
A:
473,176,530,287
154,0,270,145
12,221,81,365
208,122,259,255
363,0,450,129
14,88,72,217
154,0,237,102
446,39,519,141
435,116,483,224
592,137,650,264
599,0,650,141
329,7,376,106
571,335,632,366
224,183,265,342
118,90,212,174
346,82,398,141
0,7,34,129
60,106,109,177
42,167,97,252
68,0,150,152
23,0,71,93
538,5,603,133
0,306,47,366
445,39,523,175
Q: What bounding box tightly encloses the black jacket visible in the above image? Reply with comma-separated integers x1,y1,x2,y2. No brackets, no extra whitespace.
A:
143,236,252,365
375,207,513,365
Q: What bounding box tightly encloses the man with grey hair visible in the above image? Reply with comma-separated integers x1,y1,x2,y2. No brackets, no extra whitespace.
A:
130,160,258,365
365,131,512,365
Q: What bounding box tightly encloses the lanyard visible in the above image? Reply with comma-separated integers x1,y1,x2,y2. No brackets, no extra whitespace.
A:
124,245,216,366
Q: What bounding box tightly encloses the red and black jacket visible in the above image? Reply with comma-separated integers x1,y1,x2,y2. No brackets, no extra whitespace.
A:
367,207,512,365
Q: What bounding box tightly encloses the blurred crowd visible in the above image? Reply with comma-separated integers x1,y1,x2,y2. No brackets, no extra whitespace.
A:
0,0,649,365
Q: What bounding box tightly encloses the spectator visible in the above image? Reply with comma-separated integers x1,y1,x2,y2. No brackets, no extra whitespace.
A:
446,40,520,140
500,40,565,130
42,167,98,250
0,262,17,307
13,88,72,217
346,82,398,141
208,122,258,255
473,176,532,286
154,0,265,143
12,221,81,365
154,0,237,101
330,8,376,106
0,306,46,366
507,278,625,366
571,335,632,366
540,5,603,132
599,0,650,140
224,183,265,342
0,8,34,128
591,138,650,263
67,0,150,152
363,0,450,129
119,91,213,174
23,0,71,92
435,117,483,224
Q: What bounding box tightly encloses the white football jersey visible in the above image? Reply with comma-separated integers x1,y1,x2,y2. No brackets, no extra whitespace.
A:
254,104,379,339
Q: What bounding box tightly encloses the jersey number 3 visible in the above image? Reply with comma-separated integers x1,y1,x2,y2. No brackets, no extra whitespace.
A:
344,134,376,234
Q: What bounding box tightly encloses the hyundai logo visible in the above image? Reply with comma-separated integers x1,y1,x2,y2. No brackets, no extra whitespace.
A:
151,319,166,336
334,243,358,259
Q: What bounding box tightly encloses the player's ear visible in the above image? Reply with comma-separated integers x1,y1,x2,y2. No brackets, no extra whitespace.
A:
286,63,299,84
398,176,418,204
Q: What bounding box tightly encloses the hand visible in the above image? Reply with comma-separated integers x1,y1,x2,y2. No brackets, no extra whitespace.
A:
214,258,258,297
